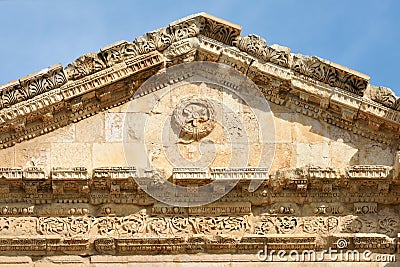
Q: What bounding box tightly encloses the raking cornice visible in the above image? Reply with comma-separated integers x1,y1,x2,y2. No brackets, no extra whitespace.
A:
0,12,398,148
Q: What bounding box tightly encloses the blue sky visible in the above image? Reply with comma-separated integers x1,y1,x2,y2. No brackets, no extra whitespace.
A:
0,0,399,94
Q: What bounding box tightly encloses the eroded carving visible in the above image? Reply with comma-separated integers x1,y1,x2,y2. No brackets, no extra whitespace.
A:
37,217,91,237
233,34,290,67
100,41,139,66
64,53,106,80
172,98,215,141
0,13,399,260
367,85,397,109
292,54,369,96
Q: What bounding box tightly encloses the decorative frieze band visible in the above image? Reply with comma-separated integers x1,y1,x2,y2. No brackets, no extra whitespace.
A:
0,210,397,255
0,165,397,205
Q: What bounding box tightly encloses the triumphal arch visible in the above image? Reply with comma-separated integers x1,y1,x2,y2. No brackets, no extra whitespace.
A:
0,13,399,266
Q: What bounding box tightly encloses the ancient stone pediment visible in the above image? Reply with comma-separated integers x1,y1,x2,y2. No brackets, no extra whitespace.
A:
0,12,399,265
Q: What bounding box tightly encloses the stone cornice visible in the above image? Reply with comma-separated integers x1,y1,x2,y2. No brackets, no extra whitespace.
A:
0,12,399,148
0,165,397,205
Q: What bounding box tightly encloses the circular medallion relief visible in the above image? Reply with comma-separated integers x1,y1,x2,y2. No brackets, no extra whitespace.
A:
172,98,215,141
123,61,276,207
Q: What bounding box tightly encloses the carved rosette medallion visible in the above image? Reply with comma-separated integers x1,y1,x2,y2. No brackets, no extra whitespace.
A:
172,98,215,141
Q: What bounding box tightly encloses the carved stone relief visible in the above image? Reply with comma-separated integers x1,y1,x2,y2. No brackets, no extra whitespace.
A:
172,98,215,141
0,12,399,263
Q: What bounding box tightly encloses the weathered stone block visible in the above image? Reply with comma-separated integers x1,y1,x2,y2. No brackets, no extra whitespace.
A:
51,143,92,170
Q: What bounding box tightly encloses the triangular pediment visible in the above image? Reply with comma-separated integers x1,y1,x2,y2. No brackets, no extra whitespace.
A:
0,12,398,150
0,13,399,263
0,11,398,193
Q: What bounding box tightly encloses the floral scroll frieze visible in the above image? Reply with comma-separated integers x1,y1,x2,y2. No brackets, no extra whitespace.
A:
255,209,400,238
0,210,396,239
96,213,251,237
0,208,395,255
37,217,91,237
0,213,252,238
254,215,340,235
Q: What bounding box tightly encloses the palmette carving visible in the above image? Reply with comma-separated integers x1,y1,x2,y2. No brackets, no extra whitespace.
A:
64,53,106,80
0,65,66,110
0,14,399,153
233,34,267,57
292,54,368,96
100,41,139,66
170,18,202,42
0,82,28,109
0,13,399,259
145,27,173,51
21,64,66,95
200,16,240,45
367,85,397,108
21,68,66,97
132,36,156,55
0,13,398,151
233,34,290,67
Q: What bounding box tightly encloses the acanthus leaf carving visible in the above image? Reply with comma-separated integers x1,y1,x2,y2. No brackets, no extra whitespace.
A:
64,53,106,81
301,216,339,234
100,40,139,67
131,36,156,55
20,64,67,97
366,85,397,109
199,15,240,45
0,81,28,109
162,38,200,67
233,35,290,68
0,64,66,111
264,44,290,68
145,27,173,51
169,18,202,42
233,34,267,58
37,216,91,237
292,54,368,96
96,213,251,237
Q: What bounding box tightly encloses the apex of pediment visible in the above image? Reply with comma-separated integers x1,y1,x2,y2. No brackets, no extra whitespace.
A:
0,13,398,148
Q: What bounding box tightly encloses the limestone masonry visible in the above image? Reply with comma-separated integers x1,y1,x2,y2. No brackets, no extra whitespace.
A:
0,13,399,266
